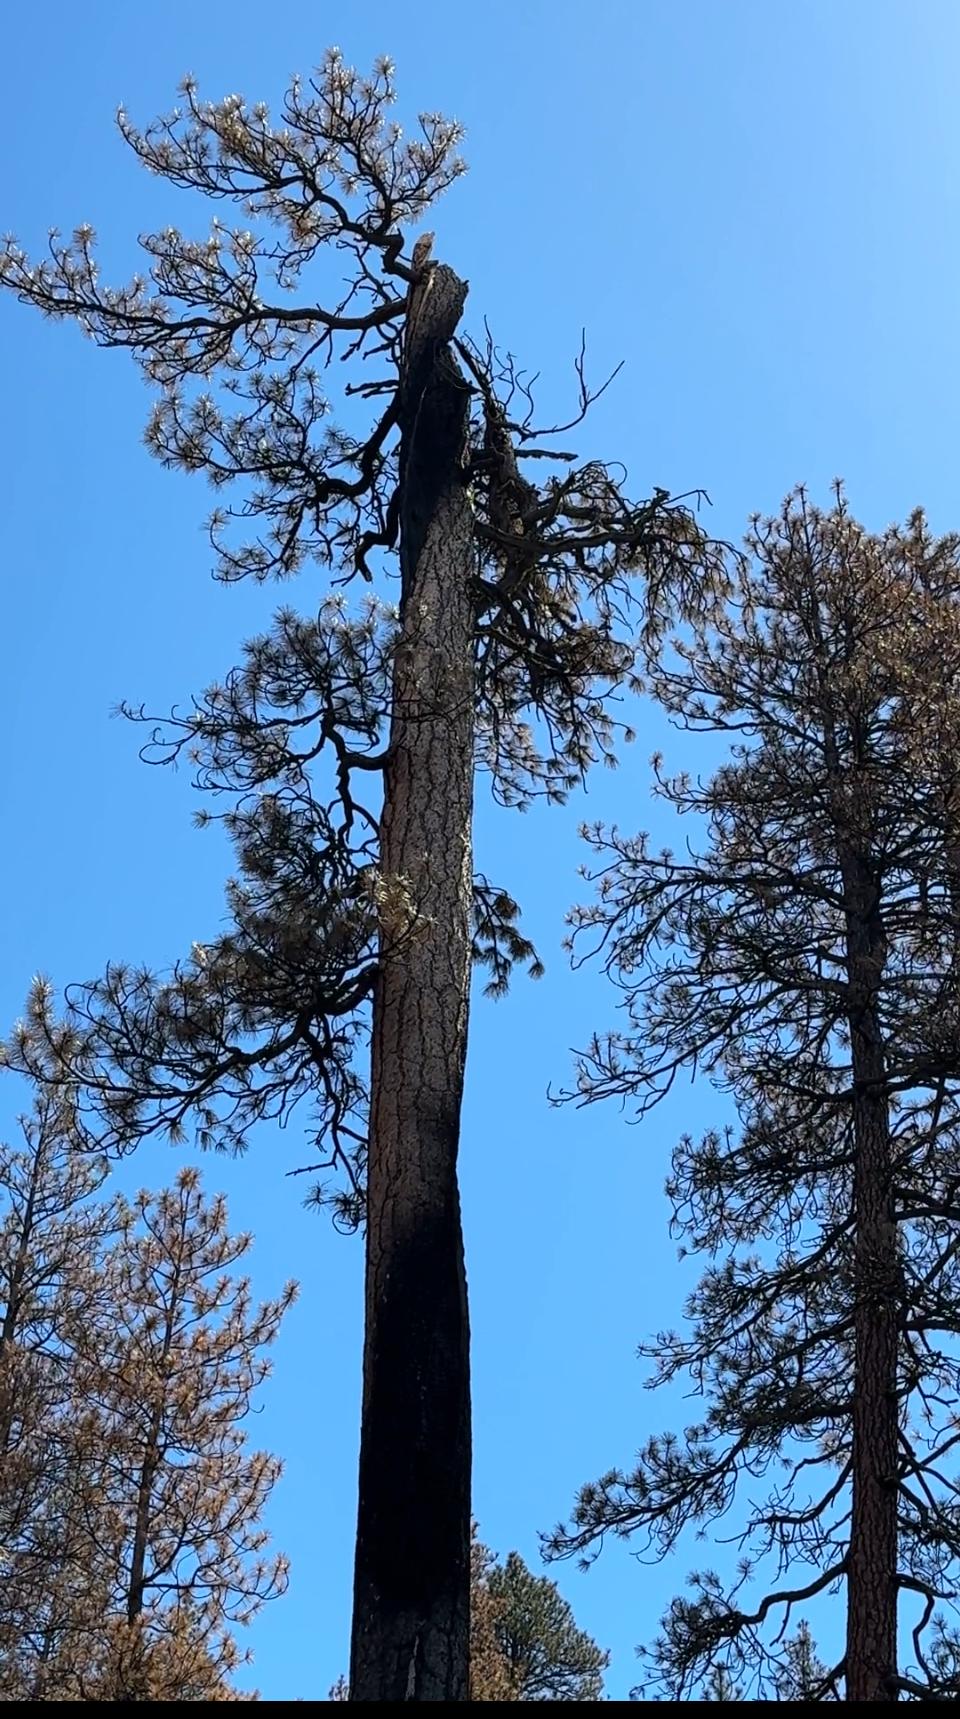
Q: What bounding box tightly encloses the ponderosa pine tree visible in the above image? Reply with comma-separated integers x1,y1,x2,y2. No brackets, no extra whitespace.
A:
0,50,722,1699
0,1048,115,1697
480,1543,608,1700
73,1165,295,1698
547,489,960,1700
0,1027,292,1699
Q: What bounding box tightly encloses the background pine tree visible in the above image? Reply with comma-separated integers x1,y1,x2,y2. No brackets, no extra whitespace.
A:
548,489,960,1700
0,1034,293,1700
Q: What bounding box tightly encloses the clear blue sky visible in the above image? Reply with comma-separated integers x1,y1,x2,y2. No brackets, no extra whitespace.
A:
3,0,960,1698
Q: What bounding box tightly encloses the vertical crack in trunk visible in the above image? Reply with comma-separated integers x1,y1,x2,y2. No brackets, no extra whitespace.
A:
350,261,475,1702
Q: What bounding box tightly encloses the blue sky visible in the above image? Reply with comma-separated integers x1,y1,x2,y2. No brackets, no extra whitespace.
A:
3,0,960,1698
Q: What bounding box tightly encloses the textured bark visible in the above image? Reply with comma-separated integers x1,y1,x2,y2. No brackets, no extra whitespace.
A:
349,261,475,1702
843,856,899,1702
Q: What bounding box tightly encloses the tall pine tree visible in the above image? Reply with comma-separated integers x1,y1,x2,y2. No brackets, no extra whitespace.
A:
548,489,960,1700
0,50,722,1697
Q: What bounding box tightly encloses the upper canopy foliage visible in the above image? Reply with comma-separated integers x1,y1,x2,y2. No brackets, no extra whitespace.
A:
1,49,726,1221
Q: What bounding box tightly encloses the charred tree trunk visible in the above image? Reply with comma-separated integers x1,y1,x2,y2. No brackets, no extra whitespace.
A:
843,857,899,1702
349,259,475,1702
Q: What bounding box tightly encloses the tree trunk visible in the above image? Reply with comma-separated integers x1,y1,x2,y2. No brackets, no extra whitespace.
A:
127,1442,159,1624
128,1260,179,1625
844,859,899,1701
349,260,475,1702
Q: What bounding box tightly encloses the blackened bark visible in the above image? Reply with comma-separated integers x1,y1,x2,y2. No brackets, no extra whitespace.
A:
349,261,475,1702
844,856,899,1702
